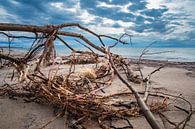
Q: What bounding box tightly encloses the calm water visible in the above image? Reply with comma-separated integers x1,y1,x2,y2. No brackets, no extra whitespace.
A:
111,48,195,62
1,41,195,62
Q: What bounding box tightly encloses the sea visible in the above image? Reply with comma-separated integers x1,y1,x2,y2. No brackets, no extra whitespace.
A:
0,41,195,62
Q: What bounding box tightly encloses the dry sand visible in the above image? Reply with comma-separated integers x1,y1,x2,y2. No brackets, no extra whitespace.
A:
0,62,195,129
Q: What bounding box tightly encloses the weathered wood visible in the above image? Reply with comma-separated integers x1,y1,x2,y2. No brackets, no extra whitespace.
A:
108,49,162,129
0,23,167,129
0,23,106,53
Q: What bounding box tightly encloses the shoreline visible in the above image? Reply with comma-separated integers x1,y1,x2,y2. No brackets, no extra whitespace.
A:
1,47,195,64
127,58,195,70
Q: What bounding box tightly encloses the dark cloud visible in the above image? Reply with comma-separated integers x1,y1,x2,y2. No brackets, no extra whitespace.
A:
0,0,79,24
134,20,169,33
131,5,169,33
80,0,135,22
107,0,130,5
186,31,195,40
133,25,145,33
112,23,121,28
145,17,154,22
79,0,97,12
82,0,130,5
142,8,168,18
128,1,147,11
135,16,145,24
148,20,168,33
0,0,46,24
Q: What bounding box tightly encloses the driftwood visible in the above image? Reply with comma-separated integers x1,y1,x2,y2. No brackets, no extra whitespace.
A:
106,44,162,129
0,23,193,129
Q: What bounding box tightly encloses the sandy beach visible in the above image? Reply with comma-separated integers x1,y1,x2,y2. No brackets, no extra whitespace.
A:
1,0,195,128
0,59,194,129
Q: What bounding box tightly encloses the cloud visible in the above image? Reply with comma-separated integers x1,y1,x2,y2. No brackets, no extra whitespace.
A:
0,7,20,23
146,0,195,40
79,0,171,35
0,0,194,43
96,1,122,9
128,0,147,11
0,0,48,24
186,31,195,40
80,0,136,22
50,2,66,11
142,8,168,18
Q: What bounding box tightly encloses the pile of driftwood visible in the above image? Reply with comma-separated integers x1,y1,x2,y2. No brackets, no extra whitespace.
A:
0,23,193,129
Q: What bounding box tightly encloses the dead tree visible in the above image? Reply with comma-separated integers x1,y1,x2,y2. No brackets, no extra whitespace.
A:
0,23,165,129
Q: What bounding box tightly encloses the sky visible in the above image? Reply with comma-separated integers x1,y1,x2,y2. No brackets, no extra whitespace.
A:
0,0,195,47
